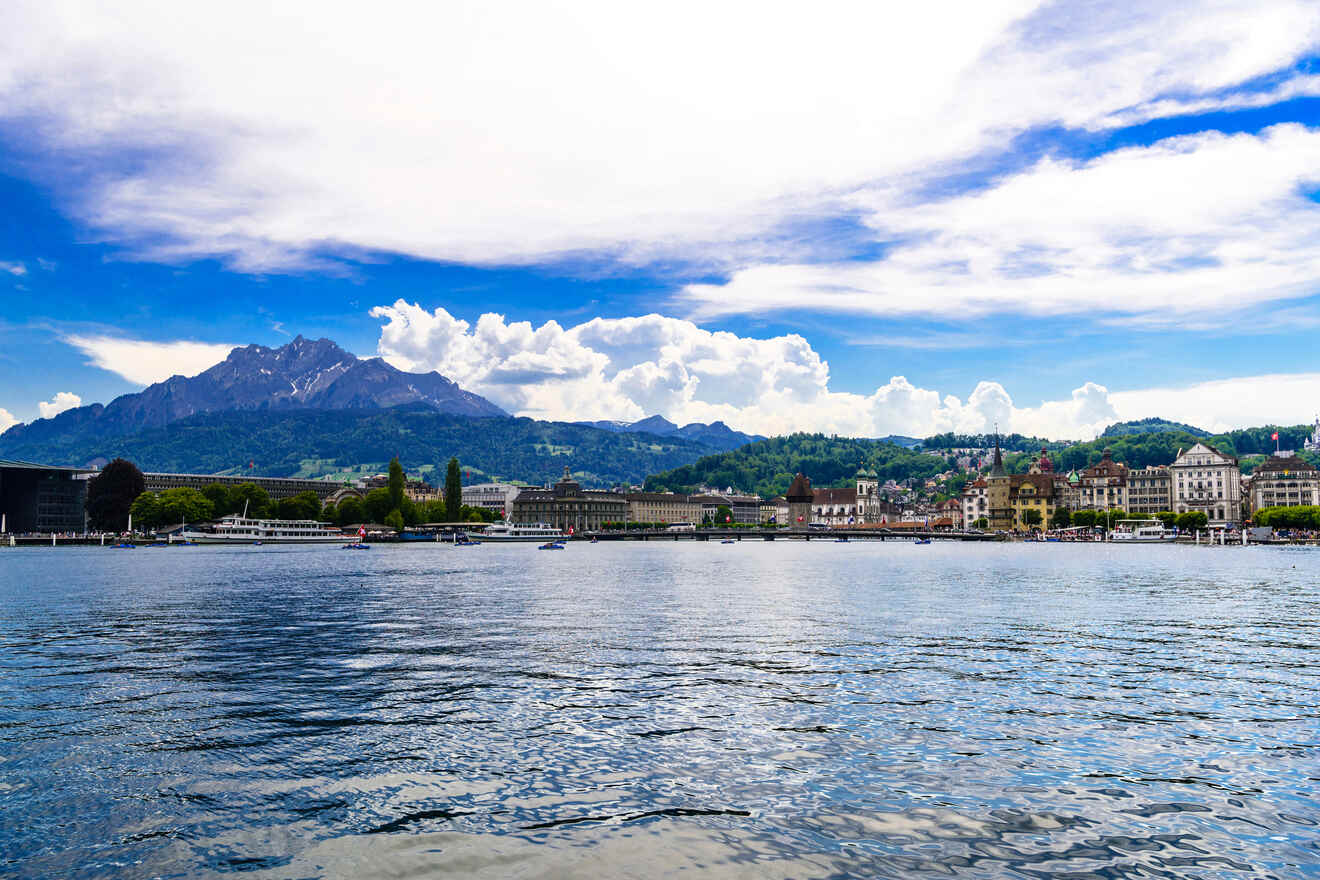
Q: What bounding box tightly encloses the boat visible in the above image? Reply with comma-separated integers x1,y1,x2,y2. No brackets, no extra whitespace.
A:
1109,519,1175,542
112,543,136,549
538,541,566,550
720,539,736,544
181,515,353,545
454,532,481,546
342,542,371,550
913,538,931,545
481,522,570,543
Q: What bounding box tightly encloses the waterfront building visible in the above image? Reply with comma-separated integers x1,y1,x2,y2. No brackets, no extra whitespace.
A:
144,471,349,501
1008,473,1056,530
1077,449,1128,512
985,440,1014,531
509,467,627,533
1127,466,1173,514
0,459,93,533
624,492,702,525
362,472,439,503
854,469,882,522
462,482,528,518
1248,454,1319,512
961,477,988,526
935,498,963,529
812,487,858,525
1170,442,1242,526
786,474,813,527
759,499,781,523
722,494,763,524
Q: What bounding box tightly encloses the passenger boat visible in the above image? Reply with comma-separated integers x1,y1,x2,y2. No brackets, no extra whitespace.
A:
1109,519,1174,542
181,515,352,544
481,522,570,543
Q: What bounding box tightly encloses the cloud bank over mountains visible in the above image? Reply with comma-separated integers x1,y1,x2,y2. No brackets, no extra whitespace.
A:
370,300,1318,440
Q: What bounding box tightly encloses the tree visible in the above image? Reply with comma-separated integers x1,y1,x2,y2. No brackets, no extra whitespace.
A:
336,495,365,525
973,517,989,530
129,491,162,531
1072,510,1097,527
277,490,322,521
384,509,405,531
1155,511,1177,528
387,457,406,512
1050,507,1072,528
363,488,393,524
444,457,462,522
1021,508,1043,528
86,458,145,531
1176,511,1208,530
322,501,338,521
156,488,215,525
227,483,271,518
716,504,733,524
202,483,232,516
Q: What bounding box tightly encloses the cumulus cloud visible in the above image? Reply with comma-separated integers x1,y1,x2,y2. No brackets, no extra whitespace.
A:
64,335,235,385
373,300,1317,440
37,391,81,419
0,407,17,433
2,0,1319,325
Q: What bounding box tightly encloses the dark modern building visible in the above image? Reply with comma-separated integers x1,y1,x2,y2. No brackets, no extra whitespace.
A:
0,460,95,533
143,471,351,501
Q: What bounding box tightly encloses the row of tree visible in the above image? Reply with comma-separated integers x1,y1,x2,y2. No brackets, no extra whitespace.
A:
969,508,1212,532
1252,505,1320,529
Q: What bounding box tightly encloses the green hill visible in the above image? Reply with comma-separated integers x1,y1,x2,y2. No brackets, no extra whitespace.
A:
643,433,949,497
0,408,719,488
1098,417,1209,438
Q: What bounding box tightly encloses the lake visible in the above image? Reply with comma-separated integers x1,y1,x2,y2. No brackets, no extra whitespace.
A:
2,541,1318,878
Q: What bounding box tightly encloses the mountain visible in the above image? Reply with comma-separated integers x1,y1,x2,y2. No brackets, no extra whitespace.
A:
573,415,762,450
1,336,505,447
1099,417,1209,438
0,408,719,488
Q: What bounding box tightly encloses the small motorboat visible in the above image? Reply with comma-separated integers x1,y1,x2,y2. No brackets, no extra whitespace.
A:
112,543,136,549
834,537,849,543
913,538,931,545
538,541,565,550
720,538,736,544
342,542,371,550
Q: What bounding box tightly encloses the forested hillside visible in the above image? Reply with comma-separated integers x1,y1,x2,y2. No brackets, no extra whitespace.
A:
643,433,949,496
0,408,718,487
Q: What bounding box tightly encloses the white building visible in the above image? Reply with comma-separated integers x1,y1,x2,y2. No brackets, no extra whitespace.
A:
461,482,527,518
1248,454,1320,512
961,477,988,527
1170,442,1242,526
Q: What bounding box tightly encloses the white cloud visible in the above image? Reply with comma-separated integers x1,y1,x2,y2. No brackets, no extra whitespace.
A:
373,301,1320,440
0,407,17,433
0,261,26,276
681,125,1320,321
2,0,1318,311
64,334,235,385
37,391,81,419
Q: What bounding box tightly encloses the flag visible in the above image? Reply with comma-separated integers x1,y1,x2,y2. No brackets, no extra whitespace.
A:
357,526,366,538
1272,431,1279,441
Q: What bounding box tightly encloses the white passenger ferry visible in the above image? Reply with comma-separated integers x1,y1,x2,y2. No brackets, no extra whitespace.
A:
479,522,570,543
1109,519,1174,542
181,515,352,544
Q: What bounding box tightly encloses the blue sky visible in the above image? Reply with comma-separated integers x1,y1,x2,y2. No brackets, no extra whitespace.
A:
4,1,1320,439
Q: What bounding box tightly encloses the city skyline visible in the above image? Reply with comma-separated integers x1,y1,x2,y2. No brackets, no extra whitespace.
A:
4,2,1320,439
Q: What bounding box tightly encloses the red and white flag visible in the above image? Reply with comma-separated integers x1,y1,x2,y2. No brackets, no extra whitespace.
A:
358,526,366,538
1271,431,1279,441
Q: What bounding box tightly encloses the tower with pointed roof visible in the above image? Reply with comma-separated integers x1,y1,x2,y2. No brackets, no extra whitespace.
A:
985,433,1013,530
786,473,813,528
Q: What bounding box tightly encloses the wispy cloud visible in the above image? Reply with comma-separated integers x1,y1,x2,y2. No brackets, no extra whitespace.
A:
0,261,26,276
64,334,235,385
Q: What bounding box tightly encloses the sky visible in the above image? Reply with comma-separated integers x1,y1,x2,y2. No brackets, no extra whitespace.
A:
3,1,1320,441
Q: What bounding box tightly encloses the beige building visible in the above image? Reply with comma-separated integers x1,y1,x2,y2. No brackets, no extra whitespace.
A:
1171,442,1242,526
985,442,1013,531
510,468,628,533
624,492,702,525
1126,466,1172,514
1248,454,1319,512
1077,449,1128,512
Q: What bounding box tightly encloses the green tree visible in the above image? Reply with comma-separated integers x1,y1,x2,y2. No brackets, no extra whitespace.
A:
1021,508,1043,528
421,499,447,523
321,500,338,521
444,457,462,522
227,483,271,518
1176,511,1208,530
387,457,406,512
277,490,322,521
384,509,405,531
86,458,145,531
1155,511,1177,528
715,504,733,524
1050,507,1072,528
202,483,232,516
129,491,163,530
363,488,393,524
973,517,989,529
1072,510,1097,527
336,495,365,525
155,488,215,526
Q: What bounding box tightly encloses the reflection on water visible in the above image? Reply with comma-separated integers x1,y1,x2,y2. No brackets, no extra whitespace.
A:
2,542,1319,878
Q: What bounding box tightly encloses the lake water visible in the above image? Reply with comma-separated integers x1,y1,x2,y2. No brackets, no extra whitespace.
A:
2,541,1319,879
